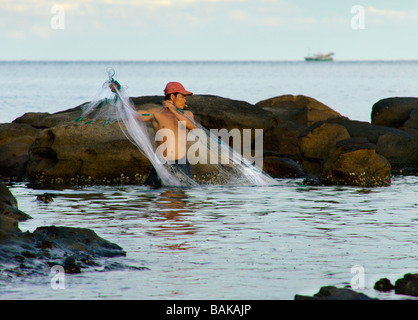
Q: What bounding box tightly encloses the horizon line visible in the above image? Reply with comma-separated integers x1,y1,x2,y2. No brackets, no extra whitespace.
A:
1,58,418,63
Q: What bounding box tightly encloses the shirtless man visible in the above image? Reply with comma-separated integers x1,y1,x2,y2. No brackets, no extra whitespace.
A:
135,82,196,187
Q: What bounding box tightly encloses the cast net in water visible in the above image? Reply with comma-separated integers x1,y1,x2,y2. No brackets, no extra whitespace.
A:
76,68,275,187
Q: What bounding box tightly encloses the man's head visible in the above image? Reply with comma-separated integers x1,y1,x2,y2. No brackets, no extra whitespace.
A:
164,82,192,109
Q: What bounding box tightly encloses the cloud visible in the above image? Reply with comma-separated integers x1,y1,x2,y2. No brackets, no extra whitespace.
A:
367,6,418,22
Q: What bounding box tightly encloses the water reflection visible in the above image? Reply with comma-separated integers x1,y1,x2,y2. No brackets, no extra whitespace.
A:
147,189,196,249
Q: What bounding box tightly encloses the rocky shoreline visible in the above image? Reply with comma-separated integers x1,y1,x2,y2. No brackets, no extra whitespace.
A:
0,181,145,284
295,273,418,299
1,94,417,187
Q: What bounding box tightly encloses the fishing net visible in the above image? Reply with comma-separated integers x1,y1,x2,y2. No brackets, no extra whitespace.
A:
76,68,276,187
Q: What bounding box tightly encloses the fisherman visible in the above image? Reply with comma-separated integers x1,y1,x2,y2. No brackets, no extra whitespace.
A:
134,82,196,188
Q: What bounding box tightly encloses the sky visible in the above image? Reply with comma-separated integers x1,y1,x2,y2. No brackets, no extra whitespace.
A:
1,0,418,60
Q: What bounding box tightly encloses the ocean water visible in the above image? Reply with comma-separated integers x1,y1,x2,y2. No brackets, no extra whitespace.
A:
1,60,418,123
1,61,418,300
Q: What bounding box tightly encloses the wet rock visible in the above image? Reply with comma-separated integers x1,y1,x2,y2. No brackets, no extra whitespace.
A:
0,123,40,180
0,182,18,208
374,278,395,292
295,286,377,300
32,226,125,258
298,122,351,160
0,214,21,235
376,133,418,173
187,94,279,134
325,118,417,174
0,184,130,281
322,145,391,187
13,107,81,129
395,273,418,297
402,107,418,135
262,122,305,161
1,223,127,279
3,94,418,186
327,118,408,144
0,202,32,222
256,94,343,127
0,181,32,221
371,97,418,129
36,193,54,203
62,255,82,274
262,156,305,178
26,122,151,185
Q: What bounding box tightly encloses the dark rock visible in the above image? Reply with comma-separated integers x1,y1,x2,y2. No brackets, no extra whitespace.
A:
0,214,21,235
0,184,133,281
256,94,343,127
4,93,418,186
298,122,350,160
26,122,151,185
262,156,305,178
327,118,409,144
376,133,418,172
321,147,391,187
374,278,395,292
0,202,32,222
295,286,377,300
0,182,18,208
0,182,32,221
263,122,305,160
62,255,82,274
32,226,125,258
36,193,54,203
0,123,40,180
403,107,418,135
336,137,376,152
186,95,279,133
395,273,418,297
13,106,82,129
24,95,280,185
371,97,418,129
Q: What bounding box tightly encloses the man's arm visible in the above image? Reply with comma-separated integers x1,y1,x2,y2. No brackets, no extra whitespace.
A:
135,108,158,122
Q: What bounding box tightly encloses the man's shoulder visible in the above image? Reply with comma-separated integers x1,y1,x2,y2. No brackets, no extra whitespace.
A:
184,110,194,117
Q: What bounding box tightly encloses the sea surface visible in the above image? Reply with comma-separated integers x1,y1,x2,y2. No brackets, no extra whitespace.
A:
1,60,417,300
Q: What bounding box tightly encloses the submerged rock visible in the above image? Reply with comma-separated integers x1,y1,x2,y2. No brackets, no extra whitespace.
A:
395,273,418,297
262,156,305,178
0,183,133,281
294,286,377,300
374,278,395,292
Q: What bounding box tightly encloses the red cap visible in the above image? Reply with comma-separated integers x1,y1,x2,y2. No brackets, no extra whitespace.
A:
164,82,193,96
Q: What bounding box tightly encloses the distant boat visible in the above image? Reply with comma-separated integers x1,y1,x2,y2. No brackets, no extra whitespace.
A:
305,52,334,61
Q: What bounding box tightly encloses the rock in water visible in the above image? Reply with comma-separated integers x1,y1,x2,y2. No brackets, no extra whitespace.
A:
371,97,418,129
32,226,126,258
322,139,391,187
374,278,395,292
295,286,377,300
395,273,418,297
